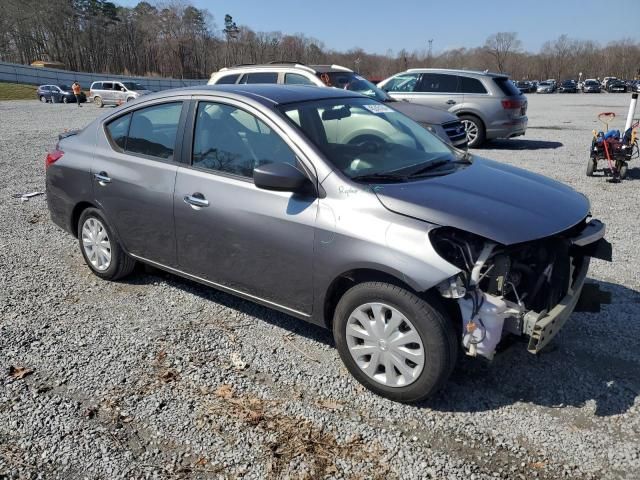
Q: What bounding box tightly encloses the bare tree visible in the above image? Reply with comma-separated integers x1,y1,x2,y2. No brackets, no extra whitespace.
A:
484,32,522,73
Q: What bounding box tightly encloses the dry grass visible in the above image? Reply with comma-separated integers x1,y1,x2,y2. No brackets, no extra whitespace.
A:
0,82,37,101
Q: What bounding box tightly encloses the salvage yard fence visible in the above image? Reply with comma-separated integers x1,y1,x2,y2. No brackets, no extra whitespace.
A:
0,61,207,91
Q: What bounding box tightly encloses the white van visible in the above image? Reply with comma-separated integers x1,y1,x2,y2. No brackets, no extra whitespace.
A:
89,81,151,107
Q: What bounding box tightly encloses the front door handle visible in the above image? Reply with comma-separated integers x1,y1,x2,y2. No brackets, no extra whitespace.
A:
94,172,111,185
446,99,456,105
184,193,209,209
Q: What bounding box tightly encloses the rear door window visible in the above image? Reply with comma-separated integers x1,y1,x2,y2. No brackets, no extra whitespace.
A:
240,72,279,84
493,77,522,96
416,74,459,93
459,76,487,94
102,82,113,91
125,102,183,160
91,83,101,90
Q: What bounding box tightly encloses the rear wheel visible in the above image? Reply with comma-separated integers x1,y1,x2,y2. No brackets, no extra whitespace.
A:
333,282,457,402
40,95,47,103
586,157,596,176
77,208,136,281
459,114,485,148
94,96,104,108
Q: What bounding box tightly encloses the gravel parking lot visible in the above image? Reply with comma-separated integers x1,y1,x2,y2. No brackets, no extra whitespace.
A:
1,92,639,480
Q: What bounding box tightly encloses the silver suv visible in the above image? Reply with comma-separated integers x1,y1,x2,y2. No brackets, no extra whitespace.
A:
46,85,608,402
378,69,528,147
89,80,152,107
209,63,468,150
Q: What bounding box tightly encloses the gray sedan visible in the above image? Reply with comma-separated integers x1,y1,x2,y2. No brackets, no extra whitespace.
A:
46,85,610,402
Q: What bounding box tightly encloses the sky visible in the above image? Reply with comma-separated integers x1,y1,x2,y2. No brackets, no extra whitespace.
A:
117,0,639,55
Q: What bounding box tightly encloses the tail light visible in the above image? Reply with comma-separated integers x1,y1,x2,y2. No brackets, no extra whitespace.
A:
501,99,524,109
45,147,64,169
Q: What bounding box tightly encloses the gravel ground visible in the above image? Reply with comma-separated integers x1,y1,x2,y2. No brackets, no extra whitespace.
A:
1,93,639,480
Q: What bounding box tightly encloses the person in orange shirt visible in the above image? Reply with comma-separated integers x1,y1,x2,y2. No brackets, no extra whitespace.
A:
72,81,82,107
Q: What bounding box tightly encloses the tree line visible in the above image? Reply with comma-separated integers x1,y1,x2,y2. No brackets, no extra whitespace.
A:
1,0,639,82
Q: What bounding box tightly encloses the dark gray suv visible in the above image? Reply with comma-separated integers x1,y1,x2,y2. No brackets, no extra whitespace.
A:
46,85,609,402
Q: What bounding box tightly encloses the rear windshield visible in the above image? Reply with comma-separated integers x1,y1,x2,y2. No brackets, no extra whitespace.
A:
493,77,522,96
316,71,388,102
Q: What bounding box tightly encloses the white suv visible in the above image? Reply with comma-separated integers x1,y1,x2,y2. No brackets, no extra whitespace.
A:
208,63,468,150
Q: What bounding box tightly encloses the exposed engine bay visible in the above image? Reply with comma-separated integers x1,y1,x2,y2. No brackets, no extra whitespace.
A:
431,218,611,359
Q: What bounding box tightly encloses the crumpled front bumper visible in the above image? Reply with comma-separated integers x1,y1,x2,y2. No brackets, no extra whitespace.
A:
524,256,590,353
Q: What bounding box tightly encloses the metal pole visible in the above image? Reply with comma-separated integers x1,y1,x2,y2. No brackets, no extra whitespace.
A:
624,93,638,133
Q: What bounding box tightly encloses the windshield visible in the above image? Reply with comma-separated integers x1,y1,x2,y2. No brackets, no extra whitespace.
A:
316,72,389,102
121,82,146,91
279,97,457,182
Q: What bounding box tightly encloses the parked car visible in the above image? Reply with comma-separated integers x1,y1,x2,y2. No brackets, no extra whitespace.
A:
602,77,617,89
515,81,534,93
536,81,555,93
558,80,577,93
46,84,610,402
582,79,601,93
89,80,152,107
607,80,627,93
378,68,527,147
37,84,86,104
208,63,468,150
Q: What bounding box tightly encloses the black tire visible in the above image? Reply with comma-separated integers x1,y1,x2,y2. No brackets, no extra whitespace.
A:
40,95,47,103
333,282,458,402
77,208,136,281
63,96,69,104
619,162,628,180
94,96,104,108
459,114,486,148
586,157,596,176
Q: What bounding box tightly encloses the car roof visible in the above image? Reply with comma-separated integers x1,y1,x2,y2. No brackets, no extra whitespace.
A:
147,84,364,106
405,68,506,77
215,63,353,75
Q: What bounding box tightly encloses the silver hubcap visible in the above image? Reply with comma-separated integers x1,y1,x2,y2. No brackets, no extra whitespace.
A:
345,302,425,387
461,119,479,143
81,217,111,271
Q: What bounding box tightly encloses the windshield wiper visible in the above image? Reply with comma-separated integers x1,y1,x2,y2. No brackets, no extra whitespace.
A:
351,172,408,183
407,160,455,178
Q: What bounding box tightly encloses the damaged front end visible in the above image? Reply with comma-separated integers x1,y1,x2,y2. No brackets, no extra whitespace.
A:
431,218,611,359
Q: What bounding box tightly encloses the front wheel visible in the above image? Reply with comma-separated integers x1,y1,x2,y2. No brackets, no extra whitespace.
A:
77,208,136,281
619,162,628,180
333,282,457,402
586,157,596,176
459,114,486,148
62,96,69,104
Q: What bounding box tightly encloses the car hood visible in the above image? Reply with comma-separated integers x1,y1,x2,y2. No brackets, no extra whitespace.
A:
388,101,458,124
373,158,590,245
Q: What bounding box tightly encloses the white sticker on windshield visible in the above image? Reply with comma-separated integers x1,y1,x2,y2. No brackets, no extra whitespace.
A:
363,104,394,114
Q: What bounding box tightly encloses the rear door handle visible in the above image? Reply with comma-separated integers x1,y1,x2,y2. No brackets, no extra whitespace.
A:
94,172,111,185
446,100,456,105
184,193,209,209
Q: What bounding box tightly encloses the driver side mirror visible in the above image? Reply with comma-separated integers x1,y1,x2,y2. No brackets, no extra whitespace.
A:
253,162,313,194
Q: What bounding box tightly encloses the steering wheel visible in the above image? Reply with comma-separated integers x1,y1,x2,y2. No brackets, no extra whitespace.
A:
348,135,387,154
